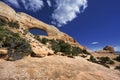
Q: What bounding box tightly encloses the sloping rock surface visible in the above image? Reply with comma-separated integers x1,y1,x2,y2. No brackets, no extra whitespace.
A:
0,56,120,80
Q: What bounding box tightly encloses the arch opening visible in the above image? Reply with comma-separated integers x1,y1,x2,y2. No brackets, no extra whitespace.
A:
29,28,48,36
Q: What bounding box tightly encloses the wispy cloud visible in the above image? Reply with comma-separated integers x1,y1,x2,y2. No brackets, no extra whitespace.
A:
47,0,52,7
91,42,99,45
21,0,44,12
4,0,44,12
114,46,120,51
4,0,20,8
52,0,88,27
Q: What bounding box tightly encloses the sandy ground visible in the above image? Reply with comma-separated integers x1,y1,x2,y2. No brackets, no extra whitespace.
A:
0,55,120,80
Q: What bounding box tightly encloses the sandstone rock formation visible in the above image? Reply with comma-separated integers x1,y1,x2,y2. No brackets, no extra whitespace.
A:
0,56,120,80
0,1,85,57
103,45,115,53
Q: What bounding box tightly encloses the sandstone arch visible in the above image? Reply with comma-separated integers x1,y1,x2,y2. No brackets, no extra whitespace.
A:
29,28,48,36
0,1,85,53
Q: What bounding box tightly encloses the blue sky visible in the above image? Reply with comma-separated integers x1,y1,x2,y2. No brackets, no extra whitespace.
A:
2,0,120,51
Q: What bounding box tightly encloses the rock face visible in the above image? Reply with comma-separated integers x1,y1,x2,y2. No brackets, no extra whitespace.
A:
0,56,120,80
103,45,115,53
0,1,85,56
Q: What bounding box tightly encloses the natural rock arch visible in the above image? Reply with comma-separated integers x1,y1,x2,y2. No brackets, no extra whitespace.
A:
29,28,48,36
0,1,85,54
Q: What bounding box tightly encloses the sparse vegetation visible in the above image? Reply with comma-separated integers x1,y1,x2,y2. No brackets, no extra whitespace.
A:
34,37,88,56
87,56,115,68
0,26,33,60
0,18,19,28
114,55,120,62
0,18,7,26
97,57,114,64
8,21,19,28
87,55,97,63
115,65,120,71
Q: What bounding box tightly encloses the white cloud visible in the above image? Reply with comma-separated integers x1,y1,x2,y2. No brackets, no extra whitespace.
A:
4,0,44,12
91,42,99,45
47,0,52,7
4,0,20,8
114,46,120,51
52,0,88,27
21,0,44,12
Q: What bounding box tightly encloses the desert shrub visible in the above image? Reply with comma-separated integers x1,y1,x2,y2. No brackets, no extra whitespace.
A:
34,37,89,56
34,35,41,41
102,64,110,68
82,49,91,55
59,41,71,54
50,41,61,53
71,47,82,56
50,40,71,55
0,18,7,26
114,55,120,62
8,21,19,28
115,65,120,71
87,55,97,63
41,38,49,44
87,56,110,68
97,57,114,64
0,27,33,60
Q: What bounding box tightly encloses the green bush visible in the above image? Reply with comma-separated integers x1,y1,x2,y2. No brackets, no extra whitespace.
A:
50,39,71,55
87,56,111,68
0,18,19,28
71,47,82,56
8,21,19,28
0,18,7,26
0,27,33,60
82,49,91,55
34,35,41,41
115,65,120,71
34,37,89,56
41,38,49,44
114,55,120,62
87,55,97,63
97,56,114,65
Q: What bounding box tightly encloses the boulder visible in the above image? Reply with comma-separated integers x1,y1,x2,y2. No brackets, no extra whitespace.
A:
103,45,115,53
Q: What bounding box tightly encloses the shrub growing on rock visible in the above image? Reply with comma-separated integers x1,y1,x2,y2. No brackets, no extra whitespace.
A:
114,55,120,62
0,26,33,60
8,21,19,28
0,18,7,26
97,57,114,64
115,65,120,71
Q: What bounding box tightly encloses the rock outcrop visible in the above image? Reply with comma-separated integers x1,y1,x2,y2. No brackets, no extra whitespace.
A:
95,45,115,53
103,45,115,53
0,1,85,56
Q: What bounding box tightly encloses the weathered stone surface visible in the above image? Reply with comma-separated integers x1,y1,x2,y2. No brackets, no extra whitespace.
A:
0,56,120,80
103,45,115,53
0,1,85,56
